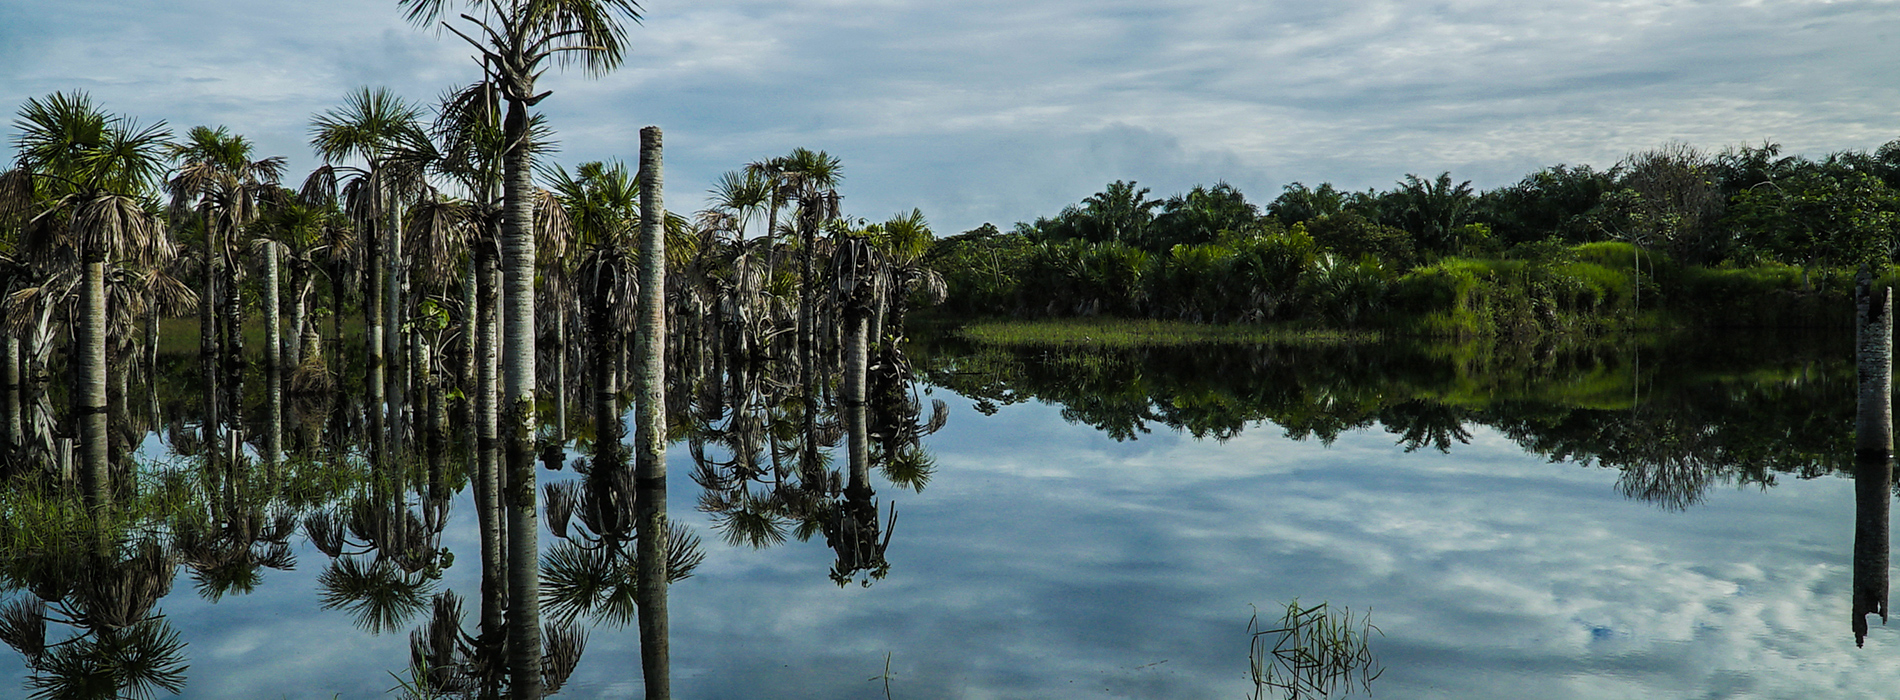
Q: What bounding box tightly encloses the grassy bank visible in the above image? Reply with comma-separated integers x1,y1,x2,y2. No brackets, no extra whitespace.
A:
946,317,1383,347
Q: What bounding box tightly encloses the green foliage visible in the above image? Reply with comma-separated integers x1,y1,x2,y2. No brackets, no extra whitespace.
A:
1474,164,1616,246
1724,170,1900,269
1301,214,1415,269
1143,182,1260,250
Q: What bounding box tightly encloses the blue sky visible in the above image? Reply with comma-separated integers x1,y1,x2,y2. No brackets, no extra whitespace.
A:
5,0,1900,235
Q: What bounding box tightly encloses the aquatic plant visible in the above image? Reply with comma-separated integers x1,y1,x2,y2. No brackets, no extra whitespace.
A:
1248,600,1382,700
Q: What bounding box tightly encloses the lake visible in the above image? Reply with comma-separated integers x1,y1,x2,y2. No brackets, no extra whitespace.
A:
1,328,1891,699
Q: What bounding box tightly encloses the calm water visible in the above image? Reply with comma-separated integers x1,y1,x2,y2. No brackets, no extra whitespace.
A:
4,330,1893,699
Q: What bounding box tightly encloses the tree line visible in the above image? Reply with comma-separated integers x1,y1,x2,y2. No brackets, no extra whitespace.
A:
927,140,1900,332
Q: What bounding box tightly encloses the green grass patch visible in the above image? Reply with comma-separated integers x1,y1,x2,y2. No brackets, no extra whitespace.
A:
951,317,1384,347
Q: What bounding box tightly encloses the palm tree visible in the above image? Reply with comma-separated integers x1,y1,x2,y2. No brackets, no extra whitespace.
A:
310,87,428,467
7,92,173,507
549,160,639,460
169,127,287,462
398,3,646,695
767,148,842,379
631,126,674,700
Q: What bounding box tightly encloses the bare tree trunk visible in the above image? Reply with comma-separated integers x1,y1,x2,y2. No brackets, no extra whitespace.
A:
202,208,222,470
388,203,408,455
3,334,20,450
843,305,870,500
554,310,568,443
591,267,622,463
634,126,671,700
288,262,309,370
79,260,109,507
462,265,478,418
1858,269,1892,461
368,195,387,469
474,241,507,661
501,96,543,700
1854,268,1892,647
265,244,281,374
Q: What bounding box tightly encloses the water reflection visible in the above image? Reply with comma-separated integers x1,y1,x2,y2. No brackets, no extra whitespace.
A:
5,324,1900,695
918,333,1856,510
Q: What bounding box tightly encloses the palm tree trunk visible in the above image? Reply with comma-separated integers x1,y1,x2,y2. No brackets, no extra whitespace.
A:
221,241,246,461
634,126,671,700
1855,439,1892,647
501,96,544,700
388,203,407,454
591,271,622,463
222,241,245,378
798,209,816,395
554,310,568,443
3,334,20,450
461,264,478,418
1859,269,1892,461
202,208,221,469
265,244,282,373
79,260,110,507
368,200,387,468
474,241,507,659
1855,268,1894,646
288,262,309,370
843,305,870,500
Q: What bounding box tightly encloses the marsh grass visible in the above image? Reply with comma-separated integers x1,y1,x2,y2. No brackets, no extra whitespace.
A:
1248,600,1382,700
952,318,1383,347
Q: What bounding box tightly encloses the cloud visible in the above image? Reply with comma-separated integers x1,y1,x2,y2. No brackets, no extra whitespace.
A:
9,0,1900,233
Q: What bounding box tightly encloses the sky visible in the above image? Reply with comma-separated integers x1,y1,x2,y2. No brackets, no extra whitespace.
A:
5,0,1900,235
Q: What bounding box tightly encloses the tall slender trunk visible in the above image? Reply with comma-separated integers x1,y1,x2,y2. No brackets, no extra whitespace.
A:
264,244,282,465
4,334,20,450
1854,268,1893,646
143,302,158,385
461,265,479,419
267,361,284,469
288,261,309,370
265,244,281,374
591,271,622,464
1858,269,1892,461
764,196,780,295
633,126,671,700
417,333,437,462
221,240,245,379
367,191,387,468
388,202,408,453
220,238,246,467
500,95,543,700
79,259,109,508
797,207,816,395
1854,445,1891,647
554,311,568,443
201,207,222,469
843,304,870,500
474,240,507,659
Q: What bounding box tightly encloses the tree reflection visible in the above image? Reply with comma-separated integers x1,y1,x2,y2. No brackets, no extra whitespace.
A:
304,467,449,634
921,334,1854,510
0,513,187,699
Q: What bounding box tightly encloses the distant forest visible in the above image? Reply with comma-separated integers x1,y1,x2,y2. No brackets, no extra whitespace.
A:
925,141,1900,333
